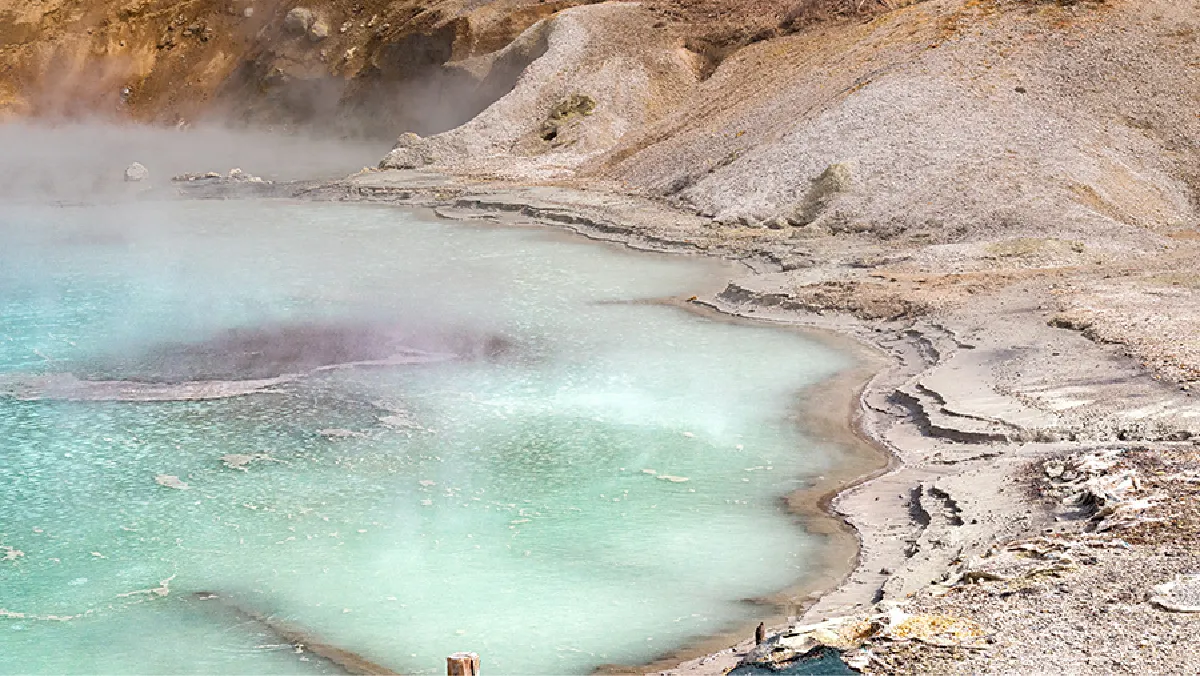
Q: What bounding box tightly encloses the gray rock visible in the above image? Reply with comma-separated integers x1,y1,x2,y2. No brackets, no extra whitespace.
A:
124,162,149,182
379,133,434,170
284,7,314,34
317,428,366,439
226,168,264,182
1151,574,1200,612
790,162,852,226
154,474,189,490
308,18,330,41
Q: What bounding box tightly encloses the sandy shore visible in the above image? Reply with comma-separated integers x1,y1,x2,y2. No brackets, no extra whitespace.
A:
179,171,1200,674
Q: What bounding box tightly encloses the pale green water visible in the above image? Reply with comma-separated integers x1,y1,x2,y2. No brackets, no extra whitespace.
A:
0,200,849,674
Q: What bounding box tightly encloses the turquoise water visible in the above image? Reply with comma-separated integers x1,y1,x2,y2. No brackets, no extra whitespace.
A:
0,200,849,674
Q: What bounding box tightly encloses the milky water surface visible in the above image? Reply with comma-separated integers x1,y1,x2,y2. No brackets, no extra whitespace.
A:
0,200,849,674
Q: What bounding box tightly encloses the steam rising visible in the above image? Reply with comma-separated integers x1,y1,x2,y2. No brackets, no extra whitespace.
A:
0,122,383,201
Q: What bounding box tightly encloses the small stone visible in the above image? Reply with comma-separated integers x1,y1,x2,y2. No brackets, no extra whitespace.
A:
1151,574,1200,612
155,474,189,490
124,162,149,182
308,19,330,41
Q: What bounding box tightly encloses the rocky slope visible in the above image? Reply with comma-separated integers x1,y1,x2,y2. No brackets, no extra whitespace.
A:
0,0,881,132
384,0,1200,390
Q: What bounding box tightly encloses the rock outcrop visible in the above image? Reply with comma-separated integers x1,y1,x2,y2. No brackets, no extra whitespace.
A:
390,3,702,179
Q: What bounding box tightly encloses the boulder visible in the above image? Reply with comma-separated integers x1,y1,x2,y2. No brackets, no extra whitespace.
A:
308,18,330,41
284,7,314,34
379,133,434,170
154,474,189,490
227,168,264,182
124,162,149,182
1151,574,1200,613
220,453,279,471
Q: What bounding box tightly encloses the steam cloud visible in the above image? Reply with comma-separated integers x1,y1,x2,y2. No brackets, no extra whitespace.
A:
0,121,383,202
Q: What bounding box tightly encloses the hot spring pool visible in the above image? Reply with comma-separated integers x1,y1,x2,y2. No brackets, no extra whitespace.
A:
0,199,851,674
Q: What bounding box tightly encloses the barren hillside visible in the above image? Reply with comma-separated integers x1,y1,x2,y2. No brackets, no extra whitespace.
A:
0,0,884,132
372,0,1199,387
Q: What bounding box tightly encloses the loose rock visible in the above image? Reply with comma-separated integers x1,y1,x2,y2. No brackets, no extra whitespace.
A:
308,18,330,41
154,474,189,490
379,133,433,170
124,162,149,182
1151,573,1200,613
284,7,314,34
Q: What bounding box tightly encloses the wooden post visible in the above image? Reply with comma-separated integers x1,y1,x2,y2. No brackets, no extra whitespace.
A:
447,652,480,676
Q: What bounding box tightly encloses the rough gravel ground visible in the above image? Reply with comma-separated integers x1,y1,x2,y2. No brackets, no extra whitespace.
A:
879,445,1200,676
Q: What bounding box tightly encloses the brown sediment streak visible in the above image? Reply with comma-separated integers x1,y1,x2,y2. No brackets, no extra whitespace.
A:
0,351,456,402
191,592,401,676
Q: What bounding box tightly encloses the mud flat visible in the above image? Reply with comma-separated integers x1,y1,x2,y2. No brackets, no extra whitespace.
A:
238,168,1200,674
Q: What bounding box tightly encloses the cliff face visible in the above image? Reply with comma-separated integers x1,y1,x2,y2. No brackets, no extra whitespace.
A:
0,0,588,134
0,0,860,135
